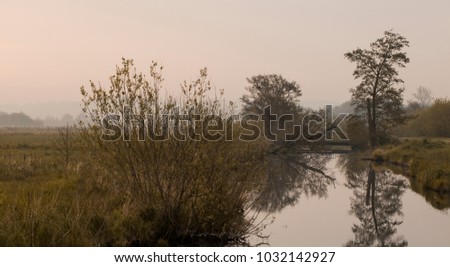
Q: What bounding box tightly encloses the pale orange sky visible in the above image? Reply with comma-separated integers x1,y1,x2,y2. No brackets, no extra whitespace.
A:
1,0,449,108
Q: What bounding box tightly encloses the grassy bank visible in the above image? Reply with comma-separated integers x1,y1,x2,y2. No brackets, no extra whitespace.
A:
372,138,450,193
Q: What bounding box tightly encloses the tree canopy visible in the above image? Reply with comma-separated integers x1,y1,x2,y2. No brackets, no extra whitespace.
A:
240,74,302,116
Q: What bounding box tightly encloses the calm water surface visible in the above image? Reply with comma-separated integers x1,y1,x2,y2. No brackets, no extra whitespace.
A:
251,154,450,246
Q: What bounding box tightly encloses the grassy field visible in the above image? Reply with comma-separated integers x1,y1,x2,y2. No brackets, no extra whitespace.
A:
0,127,268,246
373,138,450,193
0,128,120,246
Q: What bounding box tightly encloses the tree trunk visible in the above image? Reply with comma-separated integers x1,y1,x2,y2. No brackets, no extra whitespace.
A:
366,98,377,150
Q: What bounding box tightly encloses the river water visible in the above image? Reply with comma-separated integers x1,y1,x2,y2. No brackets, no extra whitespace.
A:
251,154,450,246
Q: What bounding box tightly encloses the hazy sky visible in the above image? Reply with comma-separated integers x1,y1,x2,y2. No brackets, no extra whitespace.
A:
1,0,449,109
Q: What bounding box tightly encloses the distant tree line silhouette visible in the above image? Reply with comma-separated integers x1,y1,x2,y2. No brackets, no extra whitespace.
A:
0,111,42,127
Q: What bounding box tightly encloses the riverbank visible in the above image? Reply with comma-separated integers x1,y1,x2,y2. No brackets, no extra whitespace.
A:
372,138,450,193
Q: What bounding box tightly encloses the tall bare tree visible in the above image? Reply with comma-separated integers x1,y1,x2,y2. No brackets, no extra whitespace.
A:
345,30,410,149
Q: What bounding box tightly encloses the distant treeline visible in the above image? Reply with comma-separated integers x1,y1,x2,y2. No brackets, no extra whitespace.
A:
0,111,42,127
396,98,450,138
0,111,78,127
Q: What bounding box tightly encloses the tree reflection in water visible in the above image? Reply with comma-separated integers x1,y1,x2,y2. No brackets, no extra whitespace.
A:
254,151,335,213
339,154,408,247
